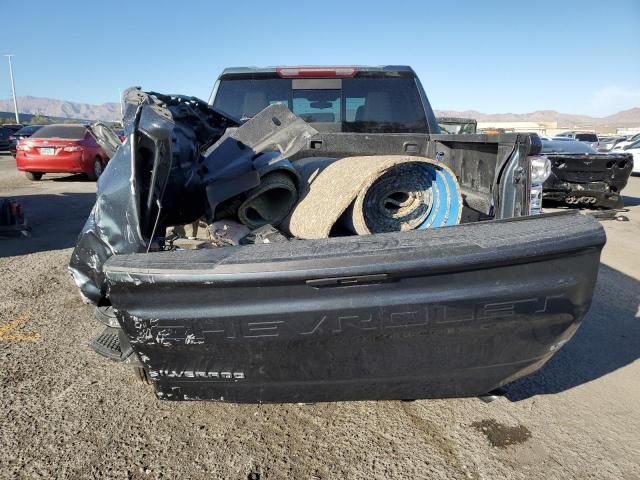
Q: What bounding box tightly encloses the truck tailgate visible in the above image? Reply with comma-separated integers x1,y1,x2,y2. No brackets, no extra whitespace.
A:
104,212,605,402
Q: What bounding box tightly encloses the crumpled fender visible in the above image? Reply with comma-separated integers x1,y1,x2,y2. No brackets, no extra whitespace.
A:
69,88,316,304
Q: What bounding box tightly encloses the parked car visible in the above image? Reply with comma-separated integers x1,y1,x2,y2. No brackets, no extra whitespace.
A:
550,136,578,142
613,133,640,150
611,138,640,174
596,136,619,152
0,124,21,150
15,123,121,181
541,138,633,208
8,124,44,157
555,131,600,150
70,66,605,403
0,126,11,151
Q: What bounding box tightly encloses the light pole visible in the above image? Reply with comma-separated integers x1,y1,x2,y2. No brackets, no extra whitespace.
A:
118,87,124,122
4,55,20,123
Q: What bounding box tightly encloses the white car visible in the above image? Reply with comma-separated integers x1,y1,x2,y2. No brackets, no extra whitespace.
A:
613,133,640,150
611,138,640,174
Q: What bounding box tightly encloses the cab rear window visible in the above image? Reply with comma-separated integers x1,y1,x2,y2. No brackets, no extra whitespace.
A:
341,78,427,133
213,79,288,120
213,76,428,133
292,90,341,123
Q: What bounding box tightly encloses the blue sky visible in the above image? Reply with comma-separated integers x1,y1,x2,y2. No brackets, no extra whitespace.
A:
1,0,639,116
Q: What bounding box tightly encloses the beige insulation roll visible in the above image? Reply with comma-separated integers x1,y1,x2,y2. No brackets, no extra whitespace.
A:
286,155,462,239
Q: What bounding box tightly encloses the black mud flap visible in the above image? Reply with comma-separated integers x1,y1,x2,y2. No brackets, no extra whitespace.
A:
104,212,605,403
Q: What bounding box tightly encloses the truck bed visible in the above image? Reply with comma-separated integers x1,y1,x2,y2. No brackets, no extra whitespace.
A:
291,131,538,220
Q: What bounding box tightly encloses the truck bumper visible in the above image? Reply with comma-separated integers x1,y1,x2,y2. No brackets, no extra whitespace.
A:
16,151,87,174
542,153,633,209
103,212,605,402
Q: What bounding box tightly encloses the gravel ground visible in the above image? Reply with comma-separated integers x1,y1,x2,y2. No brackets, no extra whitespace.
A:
1,153,638,479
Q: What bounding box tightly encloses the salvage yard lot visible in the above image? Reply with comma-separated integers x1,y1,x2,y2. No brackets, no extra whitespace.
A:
0,152,638,479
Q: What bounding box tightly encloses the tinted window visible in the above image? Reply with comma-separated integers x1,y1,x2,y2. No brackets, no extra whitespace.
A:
541,140,597,154
342,78,427,133
292,90,341,123
213,79,290,120
575,133,598,142
16,125,43,135
213,76,428,133
30,125,87,139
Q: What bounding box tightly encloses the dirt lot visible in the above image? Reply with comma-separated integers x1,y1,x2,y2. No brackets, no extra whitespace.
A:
1,152,638,480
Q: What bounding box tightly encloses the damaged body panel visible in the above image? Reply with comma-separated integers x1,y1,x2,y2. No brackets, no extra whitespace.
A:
541,139,633,209
104,212,604,402
70,71,605,403
69,89,315,303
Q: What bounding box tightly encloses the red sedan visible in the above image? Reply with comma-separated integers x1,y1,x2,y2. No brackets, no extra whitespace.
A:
15,124,120,181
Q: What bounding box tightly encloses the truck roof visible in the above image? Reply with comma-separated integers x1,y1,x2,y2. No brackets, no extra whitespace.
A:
219,65,416,79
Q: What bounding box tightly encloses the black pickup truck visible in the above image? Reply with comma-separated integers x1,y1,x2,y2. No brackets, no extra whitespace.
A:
70,66,605,403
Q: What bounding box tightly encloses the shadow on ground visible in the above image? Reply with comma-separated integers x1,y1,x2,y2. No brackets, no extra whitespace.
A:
622,194,640,207
505,263,640,400
50,173,93,183
0,192,95,257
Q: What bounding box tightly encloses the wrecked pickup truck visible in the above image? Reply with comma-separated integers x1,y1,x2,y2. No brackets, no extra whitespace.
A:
70,66,605,403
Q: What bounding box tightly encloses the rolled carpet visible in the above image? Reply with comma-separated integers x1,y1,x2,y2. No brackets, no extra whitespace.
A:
286,155,462,239
237,170,299,229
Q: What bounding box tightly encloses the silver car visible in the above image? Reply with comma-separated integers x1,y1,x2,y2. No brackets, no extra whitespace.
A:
555,131,600,150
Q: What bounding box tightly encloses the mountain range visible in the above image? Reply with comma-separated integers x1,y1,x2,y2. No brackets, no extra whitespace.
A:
435,108,640,127
1,95,639,127
0,96,120,123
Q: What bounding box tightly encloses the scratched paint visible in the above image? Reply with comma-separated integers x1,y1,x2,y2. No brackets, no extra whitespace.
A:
0,312,39,342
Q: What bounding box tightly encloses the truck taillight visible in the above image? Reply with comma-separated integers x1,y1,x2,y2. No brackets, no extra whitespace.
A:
276,66,358,78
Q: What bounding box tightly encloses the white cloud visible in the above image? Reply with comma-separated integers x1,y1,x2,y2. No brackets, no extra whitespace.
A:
589,86,640,116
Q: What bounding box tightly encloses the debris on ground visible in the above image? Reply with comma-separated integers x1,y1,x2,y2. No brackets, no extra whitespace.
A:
0,198,29,238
